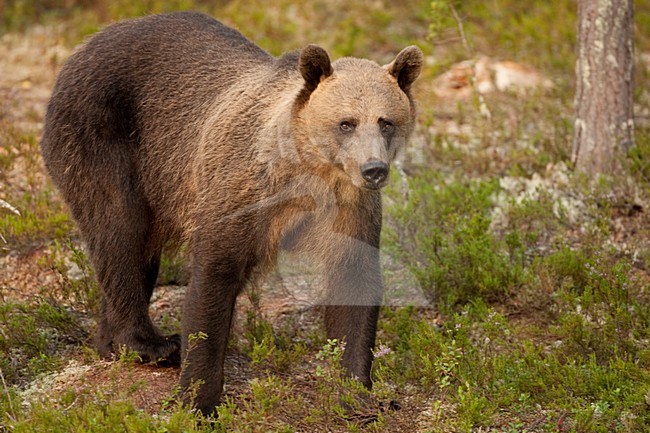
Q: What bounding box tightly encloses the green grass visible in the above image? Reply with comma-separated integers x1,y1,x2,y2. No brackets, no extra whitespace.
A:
2,0,650,431
0,298,87,386
0,122,73,248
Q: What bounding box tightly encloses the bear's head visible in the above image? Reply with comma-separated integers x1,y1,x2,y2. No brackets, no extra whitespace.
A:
293,44,423,191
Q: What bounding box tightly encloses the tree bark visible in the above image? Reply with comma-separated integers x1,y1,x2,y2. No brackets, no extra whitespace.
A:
572,0,635,177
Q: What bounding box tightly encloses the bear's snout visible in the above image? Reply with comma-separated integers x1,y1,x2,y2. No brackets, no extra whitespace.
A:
360,160,389,189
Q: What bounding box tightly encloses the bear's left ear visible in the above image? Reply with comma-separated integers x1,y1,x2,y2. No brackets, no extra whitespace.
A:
299,44,333,92
385,45,423,92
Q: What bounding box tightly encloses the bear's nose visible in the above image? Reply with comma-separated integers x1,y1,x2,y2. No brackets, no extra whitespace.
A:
360,161,389,186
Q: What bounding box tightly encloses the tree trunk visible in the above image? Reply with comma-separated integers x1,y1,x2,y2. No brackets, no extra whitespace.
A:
572,0,634,177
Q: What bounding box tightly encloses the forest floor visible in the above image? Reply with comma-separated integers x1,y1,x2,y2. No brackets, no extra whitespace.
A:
2,2,650,432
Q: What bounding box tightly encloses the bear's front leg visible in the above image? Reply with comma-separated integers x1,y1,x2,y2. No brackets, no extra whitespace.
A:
323,240,383,388
325,304,380,388
180,255,247,415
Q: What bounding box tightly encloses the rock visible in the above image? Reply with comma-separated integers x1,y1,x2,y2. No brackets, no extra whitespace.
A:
431,56,492,99
432,56,552,99
64,258,84,281
492,60,553,93
491,162,586,231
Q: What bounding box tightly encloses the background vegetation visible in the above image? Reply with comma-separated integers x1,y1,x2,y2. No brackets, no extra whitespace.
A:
1,0,650,431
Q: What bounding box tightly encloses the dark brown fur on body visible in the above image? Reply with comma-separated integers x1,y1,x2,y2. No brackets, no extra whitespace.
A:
40,11,422,414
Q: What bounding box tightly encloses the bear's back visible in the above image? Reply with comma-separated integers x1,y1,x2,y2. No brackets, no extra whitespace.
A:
43,11,274,149
41,12,283,241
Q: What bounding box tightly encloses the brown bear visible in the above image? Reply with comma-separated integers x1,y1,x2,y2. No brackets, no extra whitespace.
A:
40,11,422,414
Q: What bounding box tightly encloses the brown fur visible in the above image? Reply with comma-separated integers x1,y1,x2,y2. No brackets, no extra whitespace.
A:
40,11,422,414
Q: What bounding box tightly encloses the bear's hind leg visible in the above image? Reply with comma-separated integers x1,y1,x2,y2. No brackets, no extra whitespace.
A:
74,184,180,365
93,241,180,365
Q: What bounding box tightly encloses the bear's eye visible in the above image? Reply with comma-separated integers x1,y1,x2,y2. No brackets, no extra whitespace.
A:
339,121,355,133
379,119,395,135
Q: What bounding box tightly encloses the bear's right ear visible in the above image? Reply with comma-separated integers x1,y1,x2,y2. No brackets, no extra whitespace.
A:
299,44,333,92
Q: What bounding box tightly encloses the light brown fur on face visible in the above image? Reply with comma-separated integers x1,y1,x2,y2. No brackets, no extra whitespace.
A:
295,58,415,190
40,11,422,415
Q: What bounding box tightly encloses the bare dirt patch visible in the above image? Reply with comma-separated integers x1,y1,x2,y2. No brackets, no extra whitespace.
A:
0,25,70,129
0,248,58,303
